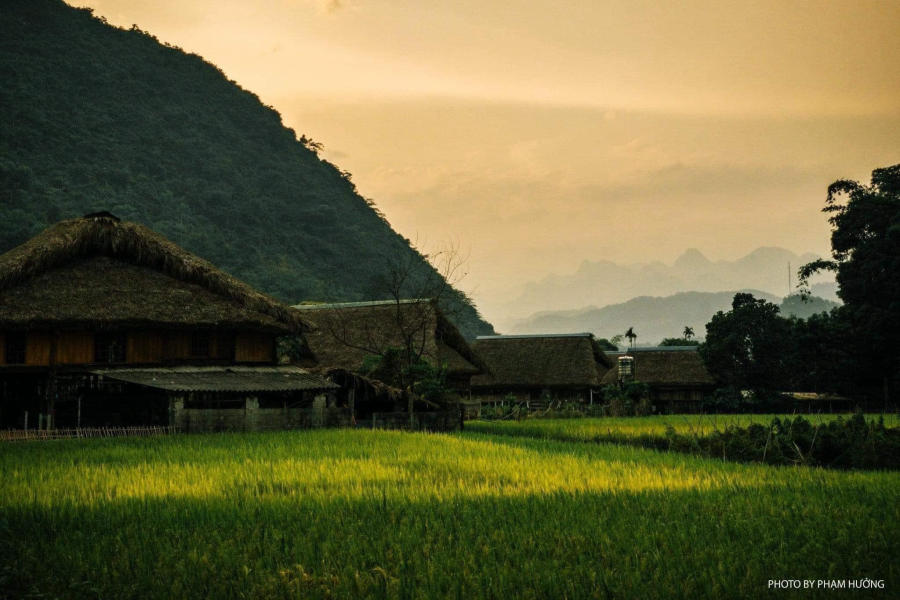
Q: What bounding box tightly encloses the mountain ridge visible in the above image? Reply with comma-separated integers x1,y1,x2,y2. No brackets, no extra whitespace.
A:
497,246,831,327
0,0,494,338
508,290,839,345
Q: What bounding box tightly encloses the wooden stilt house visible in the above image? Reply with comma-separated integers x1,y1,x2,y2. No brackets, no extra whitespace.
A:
470,333,612,408
0,212,338,432
601,346,715,413
293,299,486,421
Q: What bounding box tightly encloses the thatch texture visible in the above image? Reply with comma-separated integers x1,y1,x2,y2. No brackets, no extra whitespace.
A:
471,334,612,390
601,348,715,387
0,214,307,332
293,299,485,377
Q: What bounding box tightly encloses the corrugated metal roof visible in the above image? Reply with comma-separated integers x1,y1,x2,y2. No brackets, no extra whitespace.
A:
92,366,339,392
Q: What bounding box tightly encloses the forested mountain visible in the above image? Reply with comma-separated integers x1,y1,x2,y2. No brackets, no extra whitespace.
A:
0,0,494,338
509,291,838,344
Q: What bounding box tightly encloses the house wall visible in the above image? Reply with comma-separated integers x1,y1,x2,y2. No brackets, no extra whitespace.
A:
651,386,710,414
0,330,277,366
129,331,165,363
25,333,52,365
235,332,274,363
57,332,94,364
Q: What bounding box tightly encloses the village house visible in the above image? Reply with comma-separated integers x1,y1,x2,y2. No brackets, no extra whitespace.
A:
602,346,716,413
0,212,338,432
470,333,612,407
293,299,486,418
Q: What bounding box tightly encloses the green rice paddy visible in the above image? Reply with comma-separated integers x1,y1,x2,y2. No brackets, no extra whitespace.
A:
1,423,897,598
467,413,899,443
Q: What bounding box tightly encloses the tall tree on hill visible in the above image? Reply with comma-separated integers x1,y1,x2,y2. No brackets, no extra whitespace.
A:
683,326,695,341
799,164,900,407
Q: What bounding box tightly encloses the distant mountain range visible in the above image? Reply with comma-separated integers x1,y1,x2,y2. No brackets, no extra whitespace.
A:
497,246,837,328
508,290,839,344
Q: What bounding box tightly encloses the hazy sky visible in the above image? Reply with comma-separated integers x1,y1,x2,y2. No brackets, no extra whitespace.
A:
78,0,900,321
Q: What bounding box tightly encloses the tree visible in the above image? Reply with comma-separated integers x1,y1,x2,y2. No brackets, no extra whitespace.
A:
594,337,619,351
659,337,699,347
799,164,900,405
699,293,793,396
321,239,473,425
683,326,695,340
625,327,637,348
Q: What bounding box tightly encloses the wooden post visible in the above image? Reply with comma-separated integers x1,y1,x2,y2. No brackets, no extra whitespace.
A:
24,410,28,431
348,388,355,424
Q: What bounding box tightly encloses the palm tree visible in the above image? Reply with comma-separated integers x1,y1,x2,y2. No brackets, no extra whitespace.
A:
683,326,695,341
625,327,637,348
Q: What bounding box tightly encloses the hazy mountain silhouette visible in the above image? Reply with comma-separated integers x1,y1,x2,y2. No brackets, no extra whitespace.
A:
498,246,829,327
508,290,838,345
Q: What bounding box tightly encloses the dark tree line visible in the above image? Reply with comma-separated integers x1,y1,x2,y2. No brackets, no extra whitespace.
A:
700,165,900,409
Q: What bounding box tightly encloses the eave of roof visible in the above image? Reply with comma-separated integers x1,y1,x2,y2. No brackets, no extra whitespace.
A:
92,366,338,393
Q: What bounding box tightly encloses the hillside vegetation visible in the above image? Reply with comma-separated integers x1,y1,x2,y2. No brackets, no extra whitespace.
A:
0,0,493,338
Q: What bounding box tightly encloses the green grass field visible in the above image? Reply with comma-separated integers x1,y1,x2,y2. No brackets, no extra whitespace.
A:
1,427,897,599
467,413,899,442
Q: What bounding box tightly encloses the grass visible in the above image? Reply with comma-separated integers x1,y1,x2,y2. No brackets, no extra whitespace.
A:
467,413,899,442
1,428,897,599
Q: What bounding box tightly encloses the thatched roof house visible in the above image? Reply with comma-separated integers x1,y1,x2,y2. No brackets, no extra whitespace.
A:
0,212,306,333
602,346,715,412
293,299,486,391
470,333,612,404
0,213,340,431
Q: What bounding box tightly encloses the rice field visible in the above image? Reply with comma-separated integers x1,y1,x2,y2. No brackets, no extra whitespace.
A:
467,413,899,443
1,428,897,599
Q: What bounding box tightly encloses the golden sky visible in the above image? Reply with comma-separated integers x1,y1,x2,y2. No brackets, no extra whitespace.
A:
78,0,900,321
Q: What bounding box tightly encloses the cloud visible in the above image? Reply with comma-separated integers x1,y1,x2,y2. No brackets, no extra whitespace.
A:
316,0,344,14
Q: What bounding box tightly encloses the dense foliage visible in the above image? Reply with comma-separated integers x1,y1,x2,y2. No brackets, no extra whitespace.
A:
700,165,900,406
800,164,900,403
1,428,897,598
700,293,793,394
0,0,493,338
472,413,900,470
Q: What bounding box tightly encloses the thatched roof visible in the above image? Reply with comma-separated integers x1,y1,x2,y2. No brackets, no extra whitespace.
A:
293,299,486,376
0,214,307,333
601,347,715,387
470,333,612,389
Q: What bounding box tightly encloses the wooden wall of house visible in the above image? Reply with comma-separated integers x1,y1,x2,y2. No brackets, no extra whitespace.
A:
235,332,274,363
128,331,165,363
25,333,52,365
1,330,275,366
57,332,94,364
164,332,191,361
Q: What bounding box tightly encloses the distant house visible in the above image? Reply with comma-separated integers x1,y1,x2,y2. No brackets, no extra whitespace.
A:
293,299,485,395
470,333,612,406
0,213,337,432
602,346,715,413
